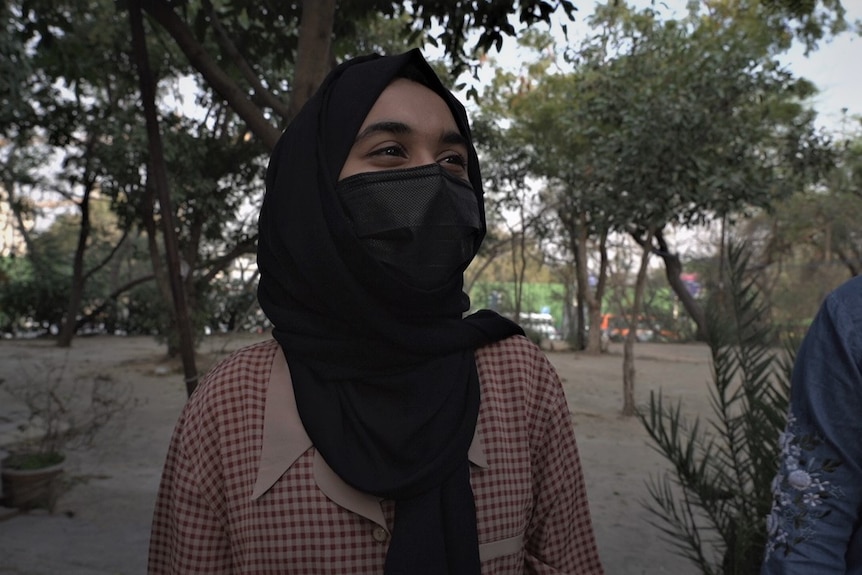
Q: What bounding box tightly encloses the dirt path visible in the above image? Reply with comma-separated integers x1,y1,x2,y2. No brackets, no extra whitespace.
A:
0,335,718,574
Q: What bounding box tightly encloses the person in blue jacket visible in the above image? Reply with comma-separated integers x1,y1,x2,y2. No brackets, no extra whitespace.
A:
762,274,862,574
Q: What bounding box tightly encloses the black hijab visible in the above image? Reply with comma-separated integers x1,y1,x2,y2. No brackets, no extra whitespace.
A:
257,49,522,574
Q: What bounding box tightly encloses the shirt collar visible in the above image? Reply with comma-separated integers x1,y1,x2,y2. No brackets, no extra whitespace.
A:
252,346,488,504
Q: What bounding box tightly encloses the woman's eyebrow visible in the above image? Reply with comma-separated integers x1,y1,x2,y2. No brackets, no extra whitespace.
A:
441,130,468,147
354,121,411,142
353,122,468,148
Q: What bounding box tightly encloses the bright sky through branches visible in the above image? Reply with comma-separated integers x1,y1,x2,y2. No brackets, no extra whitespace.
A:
654,0,862,134
459,0,861,135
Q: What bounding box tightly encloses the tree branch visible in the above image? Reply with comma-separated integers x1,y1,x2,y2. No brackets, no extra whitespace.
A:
141,0,282,149
204,0,291,120
197,235,258,285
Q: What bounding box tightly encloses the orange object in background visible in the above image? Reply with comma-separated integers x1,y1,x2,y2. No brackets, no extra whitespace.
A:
600,314,676,342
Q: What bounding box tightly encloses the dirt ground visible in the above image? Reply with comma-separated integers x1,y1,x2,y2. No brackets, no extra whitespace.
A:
0,334,721,574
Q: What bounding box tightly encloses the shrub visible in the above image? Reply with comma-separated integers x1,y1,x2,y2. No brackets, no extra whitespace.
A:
638,243,794,574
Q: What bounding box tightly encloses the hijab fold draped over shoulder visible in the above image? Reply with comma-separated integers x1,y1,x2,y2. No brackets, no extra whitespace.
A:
257,49,522,574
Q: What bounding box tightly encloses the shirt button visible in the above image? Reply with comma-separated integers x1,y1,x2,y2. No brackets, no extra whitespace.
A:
371,526,389,543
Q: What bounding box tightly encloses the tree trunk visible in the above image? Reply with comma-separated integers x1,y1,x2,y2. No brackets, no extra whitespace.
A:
652,229,707,341
580,222,608,355
572,221,589,351
287,0,337,119
5,177,37,258
835,246,862,277
105,239,134,334
575,288,586,350
57,183,93,347
622,229,653,417
140,181,175,353
621,333,636,415
510,230,527,323
129,0,199,396
587,305,604,354
560,262,576,342
58,135,103,347
558,203,611,353
465,236,508,297
508,203,531,324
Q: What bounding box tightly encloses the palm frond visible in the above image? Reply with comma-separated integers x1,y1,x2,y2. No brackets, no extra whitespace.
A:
637,241,793,574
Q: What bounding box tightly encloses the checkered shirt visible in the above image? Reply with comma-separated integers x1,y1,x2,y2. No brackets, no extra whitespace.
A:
148,335,604,574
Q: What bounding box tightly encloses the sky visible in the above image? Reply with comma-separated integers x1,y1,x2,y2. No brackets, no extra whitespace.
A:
779,17,862,133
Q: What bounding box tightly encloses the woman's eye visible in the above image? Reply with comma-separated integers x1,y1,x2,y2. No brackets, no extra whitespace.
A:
370,144,406,158
440,153,467,167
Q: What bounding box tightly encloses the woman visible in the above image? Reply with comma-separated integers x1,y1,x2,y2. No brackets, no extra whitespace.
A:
148,48,604,575
762,274,862,574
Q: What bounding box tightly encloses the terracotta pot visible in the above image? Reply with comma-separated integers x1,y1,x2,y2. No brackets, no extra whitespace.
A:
1,461,65,510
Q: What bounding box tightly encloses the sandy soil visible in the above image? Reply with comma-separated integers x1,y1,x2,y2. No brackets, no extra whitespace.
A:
0,334,720,574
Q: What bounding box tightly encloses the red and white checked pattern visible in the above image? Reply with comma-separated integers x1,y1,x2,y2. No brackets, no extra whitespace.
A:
148,336,604,574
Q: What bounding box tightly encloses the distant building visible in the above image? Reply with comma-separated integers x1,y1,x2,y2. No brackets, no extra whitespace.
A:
0,184,27,258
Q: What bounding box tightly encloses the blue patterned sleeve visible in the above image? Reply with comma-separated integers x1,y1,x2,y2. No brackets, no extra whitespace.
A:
762,276,862,574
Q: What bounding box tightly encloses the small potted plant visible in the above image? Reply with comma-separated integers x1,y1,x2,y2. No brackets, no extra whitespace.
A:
0,361,131,511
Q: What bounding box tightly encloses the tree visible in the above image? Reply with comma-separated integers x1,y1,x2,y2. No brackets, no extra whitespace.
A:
582,2,833,336
2,1,143,343
470,108,559,329
3,0,583,393
737,121,862,326
598,4,832,414
1,2,213,352
138,0,583,394
129,0,200,393
141,0,579,148
769,125,862,275
473,29,615,352
479,0,840,415
2,0,219,351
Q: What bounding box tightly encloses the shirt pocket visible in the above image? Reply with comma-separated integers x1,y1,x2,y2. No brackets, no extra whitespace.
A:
479,532,524,561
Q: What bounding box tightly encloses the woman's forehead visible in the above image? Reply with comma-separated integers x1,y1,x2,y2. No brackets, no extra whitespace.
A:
358,78,460,133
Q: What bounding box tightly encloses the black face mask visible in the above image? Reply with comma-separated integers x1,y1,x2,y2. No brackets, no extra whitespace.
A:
336,164,482,290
